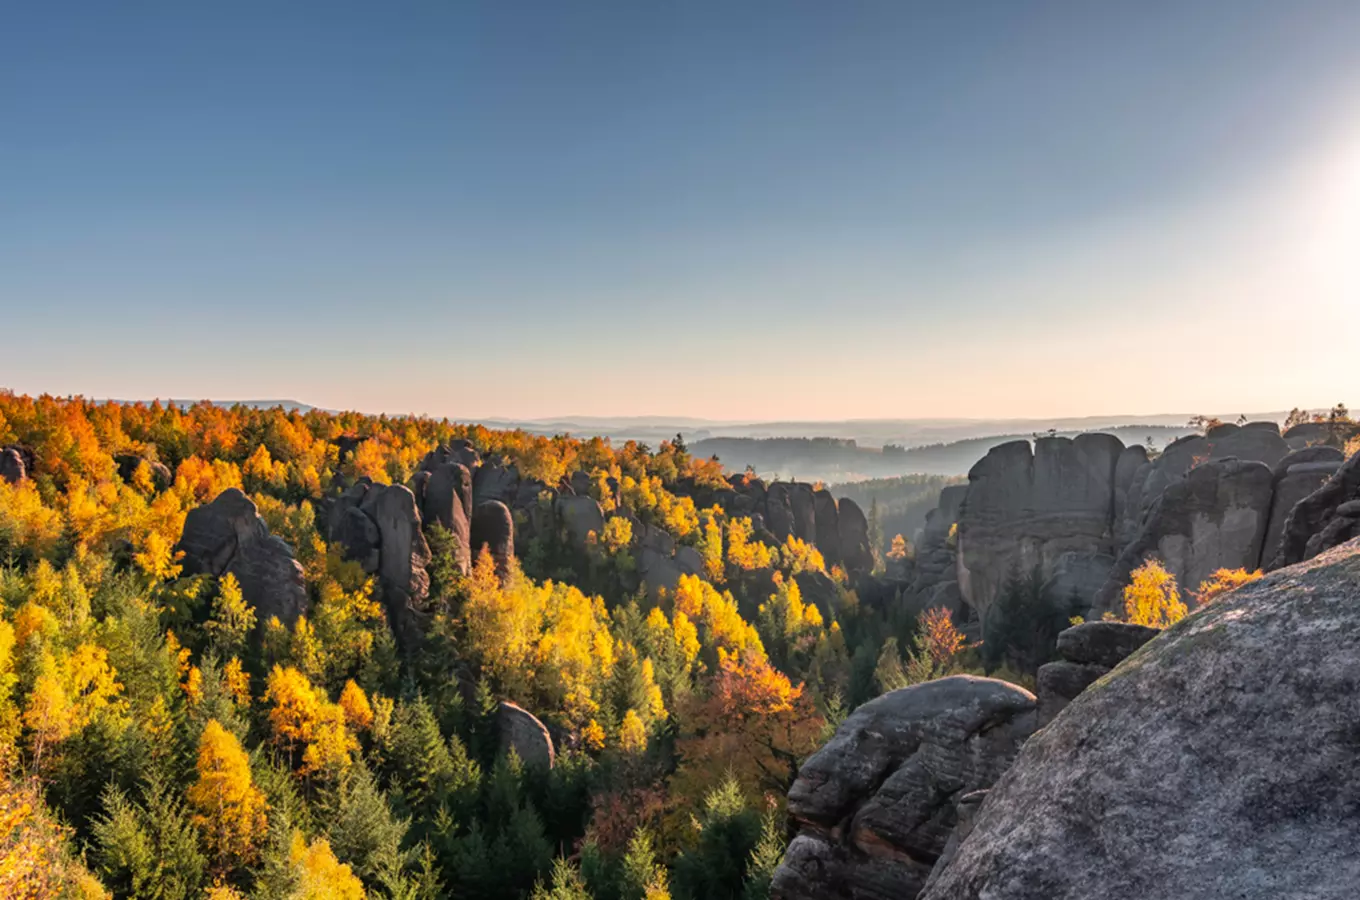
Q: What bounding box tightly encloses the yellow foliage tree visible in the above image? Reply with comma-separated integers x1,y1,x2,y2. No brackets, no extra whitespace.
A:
187,720,268,872
288,832,366,900
1123,559,1187,628
1195,568,1264,605
338,680,373,731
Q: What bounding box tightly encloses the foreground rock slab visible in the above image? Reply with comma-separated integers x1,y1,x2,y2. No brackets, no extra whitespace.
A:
772,676,1036,900
922,537,1360,900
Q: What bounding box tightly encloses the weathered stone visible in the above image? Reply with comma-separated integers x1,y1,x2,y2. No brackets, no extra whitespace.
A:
114,454,173,491
1269,451,1360,569
771,676,1036,900
178,488,309,631
766,483,795,542
837,497,875,575
335,507,381,574
813,489,841,565
1111,445,1149,526
922,538,1360,900
956,435,1123,624
1054,621,1160,668
361,484,432,649
496,701,555,769
674,545,705,578
470,500,514,578
423,463,473,574
1094,458,1275,616
1261,455,1342,568
1283,420,1360,450
0,447,26,483
472,461,519,508
1035,660,1109,727
638,547,684,598
789,483,817,543
557,494,605,549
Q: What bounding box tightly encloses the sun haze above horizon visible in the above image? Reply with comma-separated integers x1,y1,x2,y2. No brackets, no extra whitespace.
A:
3,2,1359,421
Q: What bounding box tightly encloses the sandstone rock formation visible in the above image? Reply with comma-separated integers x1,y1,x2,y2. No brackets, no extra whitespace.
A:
1094,458,1274,616
360,484,432,649
956,435,1123,624
1035,621,1159,726
922,537,1360,900
771,676,1037,900
422,462,473,574
1268,450,1360,569
470,500,515,578
836,497,875,576
178,488,309,630
557,494,605,549
813,489,842,566
765,483,795,542
1260,448,1343,566
496,701,555,770
472,461,520,507
0,447,26,483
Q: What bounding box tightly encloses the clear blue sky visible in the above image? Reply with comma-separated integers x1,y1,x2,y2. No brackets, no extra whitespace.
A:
4,2,1359,420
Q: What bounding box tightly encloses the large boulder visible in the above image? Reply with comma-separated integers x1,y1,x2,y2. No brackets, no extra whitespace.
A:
361,485,432,649
422,463,473,574
473,461,520,508
496,701,555,770
766,483,795,542
178,488,309,631
788,483,817,544
813,489,842,565
1260,449,1344,567
470,500,515,578
922,537,1360,900
0,447,26,483
771,676,1037,900
837,497,875,576
557,494,605,549
1036,621,1160,726
1269,450,1360,569
327,481,380,572
956,435,1123,624
1094,458,1275,616
1118,423,1288,545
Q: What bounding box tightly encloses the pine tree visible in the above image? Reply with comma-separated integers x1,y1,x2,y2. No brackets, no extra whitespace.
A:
741,809,785,900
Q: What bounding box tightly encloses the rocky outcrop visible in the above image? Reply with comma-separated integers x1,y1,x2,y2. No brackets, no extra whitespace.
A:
771,676,1037,900
921,538,1360,900
422,462,473,574
361,484,432,650
956,435,1123,624
789,483,817,543
837,498,875,576
1260,448,1343,566
1268,450,1360,569
1117,423,1288,545
766,483,795,542
557,495,605,549
1093,458,1274,616
0,447,26,483
907,485,968,610
178,488,309,631
1283,420,1360,450
473,461,520,508
470,500,515,578
813,489,842,566
1035,621,1159,726
496,701,555,770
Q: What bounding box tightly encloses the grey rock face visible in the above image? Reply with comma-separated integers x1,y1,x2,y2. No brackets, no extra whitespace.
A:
361,484,432,650
1035,661,1108,728
557,494,605,549
496,701,555,770
423,463,473,574
789,483,817,543
836,497,875,576
956,435,1123,624
1261,452,1343,568
0,447,26,483
1269,451,1360,569
1094,458,1275,616
813,489,842,565
771,676,1036,900
472,461,520,508
1118,424,1288,544
765,483,795,542
470,500,515,578
1054,621,1160,669
922,538,1360,900
178,488,310,631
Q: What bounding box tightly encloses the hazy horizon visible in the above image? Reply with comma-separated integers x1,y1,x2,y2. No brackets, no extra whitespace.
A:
5,2,1360,418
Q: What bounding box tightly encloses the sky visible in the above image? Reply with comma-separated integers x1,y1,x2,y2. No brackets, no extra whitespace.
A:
2,1,1359,422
